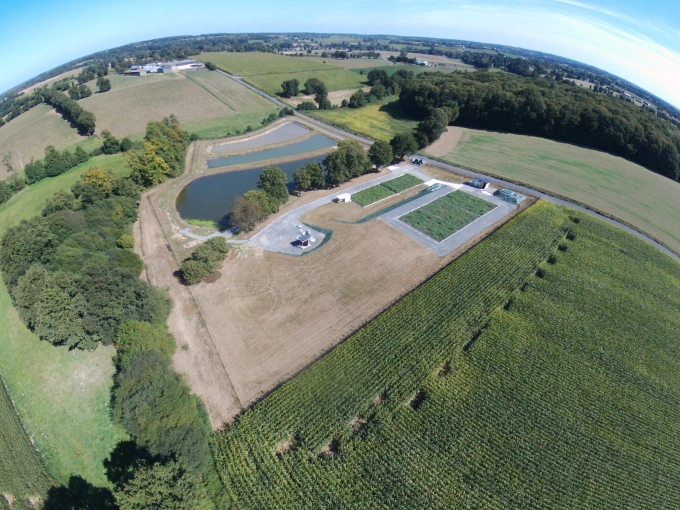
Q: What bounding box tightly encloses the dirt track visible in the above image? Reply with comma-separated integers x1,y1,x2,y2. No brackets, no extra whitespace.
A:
134,144,242,428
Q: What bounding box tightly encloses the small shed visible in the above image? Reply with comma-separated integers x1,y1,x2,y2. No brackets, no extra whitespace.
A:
494,188,526,205
336,193,352,203
471,177,490,190
296,230,316,248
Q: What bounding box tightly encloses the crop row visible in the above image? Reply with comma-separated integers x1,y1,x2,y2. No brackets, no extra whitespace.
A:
212,201,577,507
0,377,54,509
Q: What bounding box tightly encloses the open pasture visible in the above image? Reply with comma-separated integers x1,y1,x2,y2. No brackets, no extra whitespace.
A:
425,127,680,255
0,153,130,487
80,70,277,139
400,190,496,241
245,69,365,97
196,52,367,95
0,104,85,172
213,202,680,509
311,97,418,141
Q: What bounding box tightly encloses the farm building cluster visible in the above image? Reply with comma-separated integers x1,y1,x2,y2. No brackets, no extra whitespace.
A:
124,59,204,76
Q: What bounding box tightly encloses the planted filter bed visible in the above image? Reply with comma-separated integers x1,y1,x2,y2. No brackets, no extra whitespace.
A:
177,155,327,225
207,135,336,168
401,190,496,241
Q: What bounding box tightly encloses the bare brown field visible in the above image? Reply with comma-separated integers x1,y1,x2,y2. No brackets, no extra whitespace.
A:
425,127,464,157
0,104,84,173
190,200,454,408
284,87,370,107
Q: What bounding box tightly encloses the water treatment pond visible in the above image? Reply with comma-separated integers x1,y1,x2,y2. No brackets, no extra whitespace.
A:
211,123,310,154
177,155,327,225
207,135,335,169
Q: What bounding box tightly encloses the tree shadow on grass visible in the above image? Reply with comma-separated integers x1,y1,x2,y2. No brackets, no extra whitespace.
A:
378,100,416,122
42,476,116,509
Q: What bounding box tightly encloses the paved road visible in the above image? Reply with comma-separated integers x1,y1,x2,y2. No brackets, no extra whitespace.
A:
216,70,680,263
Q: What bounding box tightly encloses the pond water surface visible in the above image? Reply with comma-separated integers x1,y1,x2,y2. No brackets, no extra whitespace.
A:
177,155,327,224
207,135,335,169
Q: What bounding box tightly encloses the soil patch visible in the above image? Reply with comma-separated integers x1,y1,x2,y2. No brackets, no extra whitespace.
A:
285,87,371,108
425,127,465,157
204,271,222,283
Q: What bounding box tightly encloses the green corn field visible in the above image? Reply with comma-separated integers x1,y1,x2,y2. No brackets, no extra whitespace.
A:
0,378,54,509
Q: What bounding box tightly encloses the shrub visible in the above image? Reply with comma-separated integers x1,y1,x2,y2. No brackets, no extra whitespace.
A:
115,320,176,367
117,234,135,250
179,259,210,285
297,101,317,111
180,237,229,285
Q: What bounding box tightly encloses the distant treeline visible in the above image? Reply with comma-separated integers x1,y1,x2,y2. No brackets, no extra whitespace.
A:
399,72,680,181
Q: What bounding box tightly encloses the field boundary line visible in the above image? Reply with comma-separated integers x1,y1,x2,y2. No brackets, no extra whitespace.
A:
183,72,236,112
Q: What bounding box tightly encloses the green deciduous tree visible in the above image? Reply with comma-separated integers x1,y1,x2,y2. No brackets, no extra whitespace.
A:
390,133,418,159
257,166,289,204
115,320,176,366
128,142,173,187
113,350,212,473
368,140,394,167
324,140,371,185
101,130,121,154
97,77,112,93
293,162,325,191
281,79,300,98
304,78,325,95
113,461,212,510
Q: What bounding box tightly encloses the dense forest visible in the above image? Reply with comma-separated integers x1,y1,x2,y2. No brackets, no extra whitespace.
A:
398,71,680,181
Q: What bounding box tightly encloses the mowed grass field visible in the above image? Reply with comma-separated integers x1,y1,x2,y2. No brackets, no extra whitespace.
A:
81,70,278,139
213,203,680,508
197,52,366,96
311,97,418,141
0,104,85,171
424,127,680,255
0,153,130,487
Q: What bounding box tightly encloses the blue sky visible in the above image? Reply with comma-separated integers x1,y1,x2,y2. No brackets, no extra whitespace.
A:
2,0,680,107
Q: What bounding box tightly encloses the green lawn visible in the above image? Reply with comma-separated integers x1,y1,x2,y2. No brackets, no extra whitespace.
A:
401,190,496,241
0,153,130,487
212,202,680,508
424,127,680,255
310,97,418,142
